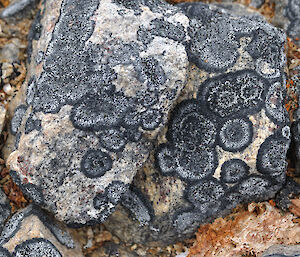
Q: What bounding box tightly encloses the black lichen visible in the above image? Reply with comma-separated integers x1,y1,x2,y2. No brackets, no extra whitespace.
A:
98,129,127,153
187,179,225,208
156,99,218,181
81,149,113,178
93,181,128,223
24,115,42,134
168,100,217,150
12,238,62,257
218,118,253,152
21,184,44,205
246,28,284,78
179,2,243,72
70,92,131,131
0,247,10,257
121,187,154,225
256,135,290,180
220,159,250,184
140,108,162,131
198,70,267,119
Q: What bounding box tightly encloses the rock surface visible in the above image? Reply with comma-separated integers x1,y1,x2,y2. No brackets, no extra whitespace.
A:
104,2,290,245
261,245,300,257
0,205,83,256
7,0,189,226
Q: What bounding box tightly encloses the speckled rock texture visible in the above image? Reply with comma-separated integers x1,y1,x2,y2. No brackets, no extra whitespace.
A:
261,245,300,257
7,0,189,226
0,205,83,256
104,2,290,245
0,189,11,231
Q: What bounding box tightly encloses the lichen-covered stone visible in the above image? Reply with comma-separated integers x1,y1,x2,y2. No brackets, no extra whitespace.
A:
104,2,289,245
261,245,300,257
0,205,83,256
7,0,189,226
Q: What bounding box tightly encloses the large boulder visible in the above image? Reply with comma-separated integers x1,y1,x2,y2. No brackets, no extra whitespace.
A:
6,0,189,226
104,2,290,245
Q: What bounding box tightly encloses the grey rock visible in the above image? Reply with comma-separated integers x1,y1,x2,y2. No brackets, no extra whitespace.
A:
0,205,83,256
7,0,188,226
104,2,289,246
261,245,300,257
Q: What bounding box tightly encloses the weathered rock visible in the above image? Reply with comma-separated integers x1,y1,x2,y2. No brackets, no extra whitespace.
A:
0,205,83,256
261,245,300,257
0,189,11,231
7,0,189,226
104,2,290,245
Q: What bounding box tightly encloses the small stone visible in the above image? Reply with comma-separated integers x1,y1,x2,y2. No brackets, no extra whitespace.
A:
0,205,84,256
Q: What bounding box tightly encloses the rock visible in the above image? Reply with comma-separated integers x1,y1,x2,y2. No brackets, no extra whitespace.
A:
0,189,11,231
104,2,289,245
261,245,300,257
7,0,188,226
0,205,84,256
